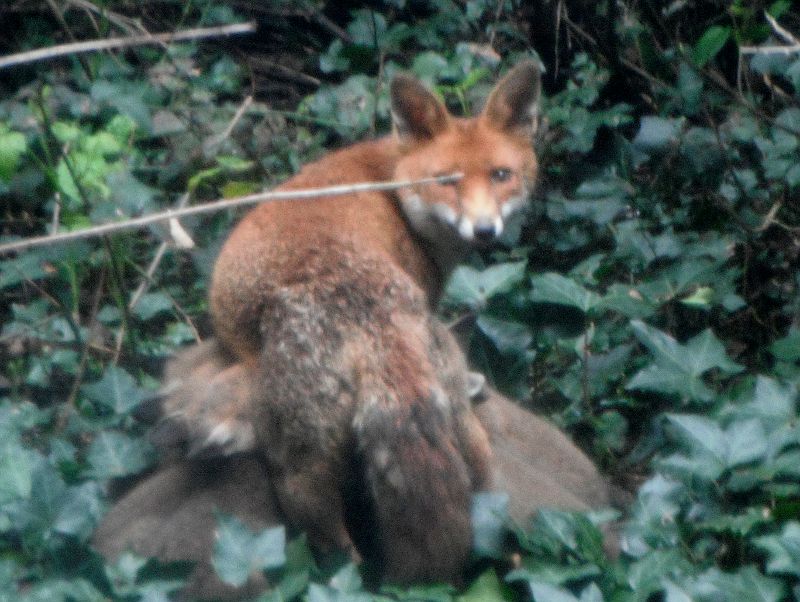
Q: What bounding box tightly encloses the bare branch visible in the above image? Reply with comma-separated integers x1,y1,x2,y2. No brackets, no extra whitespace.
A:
0,174,463,255
0,21,257,70
740,44,800,55
740,12,800,55
765,11,799,46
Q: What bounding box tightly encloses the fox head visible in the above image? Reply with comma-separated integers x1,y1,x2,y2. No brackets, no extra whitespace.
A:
391,61,541,255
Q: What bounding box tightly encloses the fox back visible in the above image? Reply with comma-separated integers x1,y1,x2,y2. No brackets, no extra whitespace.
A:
190,63,541,583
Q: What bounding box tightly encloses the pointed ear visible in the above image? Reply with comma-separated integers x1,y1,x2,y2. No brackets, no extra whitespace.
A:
482,60,541,139
390,74,450,144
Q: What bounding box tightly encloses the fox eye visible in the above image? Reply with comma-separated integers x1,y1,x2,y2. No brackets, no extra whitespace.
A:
490,168,512,183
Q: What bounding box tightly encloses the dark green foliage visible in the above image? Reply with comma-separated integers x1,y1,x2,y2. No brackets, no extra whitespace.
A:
2,0,800,600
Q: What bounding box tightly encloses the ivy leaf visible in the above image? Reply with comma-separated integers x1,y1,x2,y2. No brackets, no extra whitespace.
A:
627,322,742,402
597,285,655,319
627,363,713,403
692,26,731,67
664,414,768,477
306,563,374,602
471,492,509,559
754,522,800,577
52,481,104,539
683,329,744,376
476,315,533,356
443,261,526,310
459,569,514,601
213,514,286,587
0,125,26,181
771,329,800,362
632,116,682,151
530,273,601,313
85,431,153,479
81,365,148,415
0,439,35,504
529,582,580,602
131,291,174,321
688,566,784,601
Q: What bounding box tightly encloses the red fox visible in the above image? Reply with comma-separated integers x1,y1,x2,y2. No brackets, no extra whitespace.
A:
156,62,541,583
97,343,613,600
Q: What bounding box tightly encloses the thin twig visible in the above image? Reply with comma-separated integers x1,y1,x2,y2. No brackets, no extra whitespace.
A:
203,95,253,154
740,44,800,55
64,0,145,37
0,174,462,255
740,11,800,55
127,193,192,311
0,21,257,70
765,12,798,46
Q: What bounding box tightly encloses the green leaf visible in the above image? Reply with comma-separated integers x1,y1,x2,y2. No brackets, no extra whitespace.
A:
51,121,81,144
0,439,35,504
731,376,797,427
459,569,513,601
52,481,104,539
771,329,800,361
597,285,655,319
627,322,742,402
443,262,526,310
530,273,601,313
471,491,509,559
476,315,533,356
632,116,682,151
627,360,712,403
131,291,173,321
687,566,784,601
680,286,713,308
683,329,744,376
579,583,604,602
665,414,727,466
213,514,286,587
0,125,26,181
86,431,153,479
692,26,731,67
664,414,768,475
754,522,800,577
81,365,148,415
700,507,770,536
529,582,579,602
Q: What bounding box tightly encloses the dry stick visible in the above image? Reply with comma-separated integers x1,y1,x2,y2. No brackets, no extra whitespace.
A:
0,21,257,70
0,174,462,255
127,192,192,311
741,11,800,55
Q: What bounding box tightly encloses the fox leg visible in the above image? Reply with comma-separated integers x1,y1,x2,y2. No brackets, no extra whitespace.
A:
269,456,361,563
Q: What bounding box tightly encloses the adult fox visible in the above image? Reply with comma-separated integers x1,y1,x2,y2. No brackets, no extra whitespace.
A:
160,61,541,583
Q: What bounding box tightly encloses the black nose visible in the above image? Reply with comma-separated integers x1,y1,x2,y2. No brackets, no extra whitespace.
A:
473,223,496,242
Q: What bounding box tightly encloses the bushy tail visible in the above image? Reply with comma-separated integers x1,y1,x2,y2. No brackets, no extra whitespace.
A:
138,340,257,458
354,385,475,583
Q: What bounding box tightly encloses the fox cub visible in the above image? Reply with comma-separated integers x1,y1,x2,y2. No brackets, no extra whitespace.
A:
157,62,541,583
98,345,613,601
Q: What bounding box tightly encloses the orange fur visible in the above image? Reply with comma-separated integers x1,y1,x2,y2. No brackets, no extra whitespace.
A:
159,62,542,583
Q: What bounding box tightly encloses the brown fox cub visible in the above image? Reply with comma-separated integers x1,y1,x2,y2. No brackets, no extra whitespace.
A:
103,343,612,601
159,62,541,583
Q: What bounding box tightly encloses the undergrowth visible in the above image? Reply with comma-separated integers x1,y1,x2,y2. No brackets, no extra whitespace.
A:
1,1,800,600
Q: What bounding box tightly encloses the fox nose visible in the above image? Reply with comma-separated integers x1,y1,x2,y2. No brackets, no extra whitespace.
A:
473,223,496,242
473,218,500,242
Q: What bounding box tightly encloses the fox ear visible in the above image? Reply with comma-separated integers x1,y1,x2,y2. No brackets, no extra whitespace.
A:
390,74,450,144
482,60,541,139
